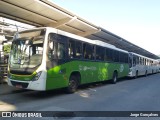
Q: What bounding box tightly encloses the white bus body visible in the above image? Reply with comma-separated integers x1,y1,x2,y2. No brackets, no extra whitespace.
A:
128,52,159,78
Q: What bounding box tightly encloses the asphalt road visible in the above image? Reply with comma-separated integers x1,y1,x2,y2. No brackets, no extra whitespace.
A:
1,73,160,120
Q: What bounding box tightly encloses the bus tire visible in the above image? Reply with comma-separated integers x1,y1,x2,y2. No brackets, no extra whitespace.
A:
111,71,118,84
66,75,78,93
135,71,138,79
145,71,147,77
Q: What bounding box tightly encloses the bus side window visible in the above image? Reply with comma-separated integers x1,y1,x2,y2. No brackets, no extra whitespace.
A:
139,57,141,65
48,34,55,60
83,43,88,59
129,53,132,68
140,58,143,65
83,43,94,60
114,51,119,62
104,48,108,61
136,56,139,65
119,52,124,63
96,46,105,61
57,43,65,59
68,40,75,59
75,41,82,58
119,52,128,63
106,48,113,62
125,53,129,63
133,55,136,66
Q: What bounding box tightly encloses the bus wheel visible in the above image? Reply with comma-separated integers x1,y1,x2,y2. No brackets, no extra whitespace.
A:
135,71,138,79
145,71,147,77
111,72,117,84
66,75,78,93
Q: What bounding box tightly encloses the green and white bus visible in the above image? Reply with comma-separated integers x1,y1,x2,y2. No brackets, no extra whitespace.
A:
7,27,129,93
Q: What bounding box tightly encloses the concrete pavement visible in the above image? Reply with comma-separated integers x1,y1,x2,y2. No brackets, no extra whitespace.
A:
0,73,160,120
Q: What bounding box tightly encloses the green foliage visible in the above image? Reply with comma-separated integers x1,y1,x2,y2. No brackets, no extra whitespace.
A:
3,44,11,54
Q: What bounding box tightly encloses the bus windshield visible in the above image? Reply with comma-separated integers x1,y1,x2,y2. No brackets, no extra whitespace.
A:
9,29,45,69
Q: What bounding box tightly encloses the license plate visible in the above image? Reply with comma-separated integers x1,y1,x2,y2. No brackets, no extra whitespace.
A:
16,85,22,88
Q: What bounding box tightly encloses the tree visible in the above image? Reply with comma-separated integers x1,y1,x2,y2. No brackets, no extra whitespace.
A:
3,44,11,55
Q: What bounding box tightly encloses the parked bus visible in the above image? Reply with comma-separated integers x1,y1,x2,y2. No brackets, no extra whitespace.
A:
7,27,129,93
128,52,159,78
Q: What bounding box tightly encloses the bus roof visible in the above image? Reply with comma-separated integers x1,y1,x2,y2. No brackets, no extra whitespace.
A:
130,52,158,61
94,40,128,53
56,27,129,53
18,27,128,53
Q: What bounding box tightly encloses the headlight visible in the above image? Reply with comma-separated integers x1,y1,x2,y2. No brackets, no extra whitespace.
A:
32,71,42,81
129,68,132,72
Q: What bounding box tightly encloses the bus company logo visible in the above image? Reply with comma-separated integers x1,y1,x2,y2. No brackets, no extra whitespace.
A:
79,65,87,71
120,64,124,72
79,65,83,71
79,65,96,71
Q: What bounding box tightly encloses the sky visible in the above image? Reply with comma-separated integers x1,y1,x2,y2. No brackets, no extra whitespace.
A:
53,0,160,55
0,17,34,30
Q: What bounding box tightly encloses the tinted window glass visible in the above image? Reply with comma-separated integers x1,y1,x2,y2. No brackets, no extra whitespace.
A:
68,40,75,59
57,43,65,59
96,46,105,61
75,41,82,58
83,43,94,60
114,51,119,62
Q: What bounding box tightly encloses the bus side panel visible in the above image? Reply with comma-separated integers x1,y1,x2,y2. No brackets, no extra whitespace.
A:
46,61,94,90
46,63,69,90
46,61,129,90
79,62,129,83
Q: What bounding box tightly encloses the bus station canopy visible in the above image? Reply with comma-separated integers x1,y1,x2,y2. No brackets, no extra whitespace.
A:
0,0,159,59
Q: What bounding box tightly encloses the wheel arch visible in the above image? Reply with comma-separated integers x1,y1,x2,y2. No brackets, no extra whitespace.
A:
113,70,118,77
70,71,81,85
